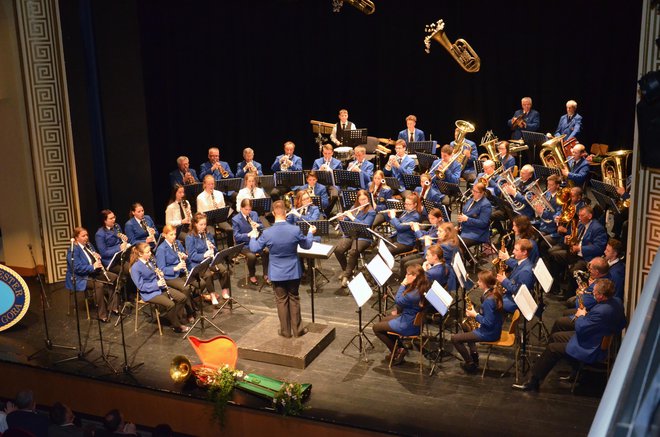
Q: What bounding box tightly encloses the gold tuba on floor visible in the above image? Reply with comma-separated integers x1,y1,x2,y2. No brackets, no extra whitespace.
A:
424,19,480,73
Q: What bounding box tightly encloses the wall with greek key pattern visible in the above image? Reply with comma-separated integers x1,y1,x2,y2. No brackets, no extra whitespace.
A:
15,0,79,282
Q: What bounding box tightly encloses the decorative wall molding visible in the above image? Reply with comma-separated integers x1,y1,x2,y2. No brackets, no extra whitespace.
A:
15,0,79,283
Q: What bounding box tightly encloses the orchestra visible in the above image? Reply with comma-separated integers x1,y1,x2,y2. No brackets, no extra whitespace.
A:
69,104,632,396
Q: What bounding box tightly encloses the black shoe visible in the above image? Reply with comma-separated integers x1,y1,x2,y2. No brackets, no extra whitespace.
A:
392,347,407,365
559,373,577,383
512,380,540,392
278,329,291,338
173,326,190,333
470,352,480,367
460,362,478,374
295,327,308,337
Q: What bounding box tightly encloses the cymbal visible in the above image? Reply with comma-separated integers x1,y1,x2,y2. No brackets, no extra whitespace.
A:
377,138,396,145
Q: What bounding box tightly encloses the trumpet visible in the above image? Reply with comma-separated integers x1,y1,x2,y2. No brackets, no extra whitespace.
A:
347,160,362,171
183,171,196,185
279,155,293,171
243,161,257,174
213,161,229,179
86,243,111,282
424,19,480,73
384,155,399,171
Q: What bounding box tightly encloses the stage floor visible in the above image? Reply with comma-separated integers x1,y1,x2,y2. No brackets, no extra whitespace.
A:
1,240,605,437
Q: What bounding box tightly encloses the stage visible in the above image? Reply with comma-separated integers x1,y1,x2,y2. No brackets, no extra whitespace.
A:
0,240,605,436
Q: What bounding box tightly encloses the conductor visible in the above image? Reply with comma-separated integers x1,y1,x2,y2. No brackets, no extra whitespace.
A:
249,200,316,338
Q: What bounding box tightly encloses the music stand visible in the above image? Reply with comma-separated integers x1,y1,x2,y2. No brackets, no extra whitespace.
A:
215,178,242,194
474,159,502,174
308,169,335,188
385,198,405,211
521,130,547,165
333,169,362,190
250,197,273,216
340,128,368,147
401,174,421,191
339,190,358,211
590,180,622,214
204,206,231,227
385,177,400,192
275,171,305,189
212,244,250,318
297,219,330,287
366,229,398,311
416,152,438,173
257,175,275,192
533,165,561,184
297,234,334,323
184,183,204,211
341,272,374,362
183,257,224,338
422,200,450,222
408,140,437,154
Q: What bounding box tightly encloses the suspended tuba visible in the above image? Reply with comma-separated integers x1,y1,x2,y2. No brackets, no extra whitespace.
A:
424,19,481,73
332,0,375,15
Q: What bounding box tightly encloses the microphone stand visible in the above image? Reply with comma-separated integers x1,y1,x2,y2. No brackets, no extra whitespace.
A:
54,240,96,367
27,243,76,361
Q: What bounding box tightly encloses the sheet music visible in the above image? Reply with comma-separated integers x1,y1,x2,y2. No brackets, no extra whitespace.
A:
297,242,334,257
106,244,131,270
366,255,393,287
452,252,467,288
514,284,538,321
348,273,374,308
378,240,395,270
424,281,453,316
533,258,554,293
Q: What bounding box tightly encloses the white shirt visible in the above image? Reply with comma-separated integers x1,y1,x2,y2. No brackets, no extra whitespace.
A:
197,190,225,213
165,200,191,227
78,242,94,265
236,186,266,208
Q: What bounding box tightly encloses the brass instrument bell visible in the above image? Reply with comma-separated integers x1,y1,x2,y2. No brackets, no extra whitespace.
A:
170,355,193,383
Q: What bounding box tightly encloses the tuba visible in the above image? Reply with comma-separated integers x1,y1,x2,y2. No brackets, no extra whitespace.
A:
170,355,192,383
424,19,481,73
453,120,476,169
478,139,499,162
600,150,632,209
539,134,569,173
332,0,375,15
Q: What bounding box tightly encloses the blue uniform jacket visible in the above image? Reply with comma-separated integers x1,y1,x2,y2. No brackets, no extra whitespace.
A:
566,297,626,363
508,109,541,140
554,113,583,140
460,197,492,243
130,260,164,301
370,185,393,212
414,186,445,204
414,225,438,255
502,258,535,313
235,160,263,178
442,160,462,185
425,262,448,287
450,139,478,175
388,285,422,335
384,155,416,192
476,172,501,197
441,242,459,292
574,220,608,262
500,154,516,171
346,159,375,189
390,211,421,247
199,161,235,180
155,240,186,280
169,168,199,187
125,216,159,245
65,244,98,291
185,233,215,269
340,209,376,242
312,157,343,171
398,128,425,144
232,210,263,245
609,260,625,301
292,183,329,210
249,221,314,281
95,226,124,266
286,204,321,224
474,295,505,341
271,154,303,172
575,276,610,311
566,157,590,186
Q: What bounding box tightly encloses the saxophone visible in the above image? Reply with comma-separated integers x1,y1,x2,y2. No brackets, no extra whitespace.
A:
461,288,481,332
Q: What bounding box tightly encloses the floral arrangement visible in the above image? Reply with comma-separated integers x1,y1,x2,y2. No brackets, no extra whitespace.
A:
202,365,245,426
272,382,306,416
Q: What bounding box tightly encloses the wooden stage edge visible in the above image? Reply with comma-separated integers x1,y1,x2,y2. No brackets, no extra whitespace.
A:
0,361,388,437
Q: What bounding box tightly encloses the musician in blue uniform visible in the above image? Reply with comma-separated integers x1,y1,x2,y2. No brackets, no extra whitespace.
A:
534,174,562,247
156,225,196,321
199,147,234,180
287,191,321,224
458,182,492,249
386,193,422,256
397,114,425,145
384,139,416,194
435,144,462,185
368,170,393,229
562,143,590,187
232,199,270,286
313,143,343,171
66,227,118,323
401,208,443,277
271,141,303,172
235,147,263,178
553,100,583,141
476,160,501,197
513,279,626,392
450,127,478,184
185,212,231,304
169,156,199,187
95,209,129,269
422,244,449,287
130,242,189,333
451,270,505,373
438,222,460,292
414,173,446,211
510,216,540,264
501,165,537,220
604,239,625,301
508,97,541,141
372,264,429,365
346,146,375,189
235,172,268,222
294,171,330,217
124,203,159,246
249,200,316,338
497,141,516,172
497,239,536,313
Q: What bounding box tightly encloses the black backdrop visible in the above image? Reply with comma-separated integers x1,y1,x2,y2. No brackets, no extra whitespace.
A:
60,0,643,228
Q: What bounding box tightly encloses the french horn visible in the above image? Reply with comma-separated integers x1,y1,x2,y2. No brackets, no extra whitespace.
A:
424,19,481,73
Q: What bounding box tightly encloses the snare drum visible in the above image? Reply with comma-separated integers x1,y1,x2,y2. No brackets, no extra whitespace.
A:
335,146,354,162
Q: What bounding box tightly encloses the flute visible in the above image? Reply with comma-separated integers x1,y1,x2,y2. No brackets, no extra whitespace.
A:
328,204,367,222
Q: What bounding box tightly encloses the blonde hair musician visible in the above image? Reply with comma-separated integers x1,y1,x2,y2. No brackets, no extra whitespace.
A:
369,170,393,229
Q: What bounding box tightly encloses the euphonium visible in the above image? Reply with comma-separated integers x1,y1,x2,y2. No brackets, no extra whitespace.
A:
424,19,480,73
452,120,476,169
169,355,192,383
524,180,555,213
496,169,526,212
333,0,375,15
600,150,632,209
478,139,499,162
539,135,569,173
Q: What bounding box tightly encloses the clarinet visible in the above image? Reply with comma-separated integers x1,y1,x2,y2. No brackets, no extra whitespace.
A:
172,241,188,278
149,255,173,300
85,243,111,282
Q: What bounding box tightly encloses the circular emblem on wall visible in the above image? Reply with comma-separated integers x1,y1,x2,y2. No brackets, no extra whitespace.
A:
0,264,30,332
